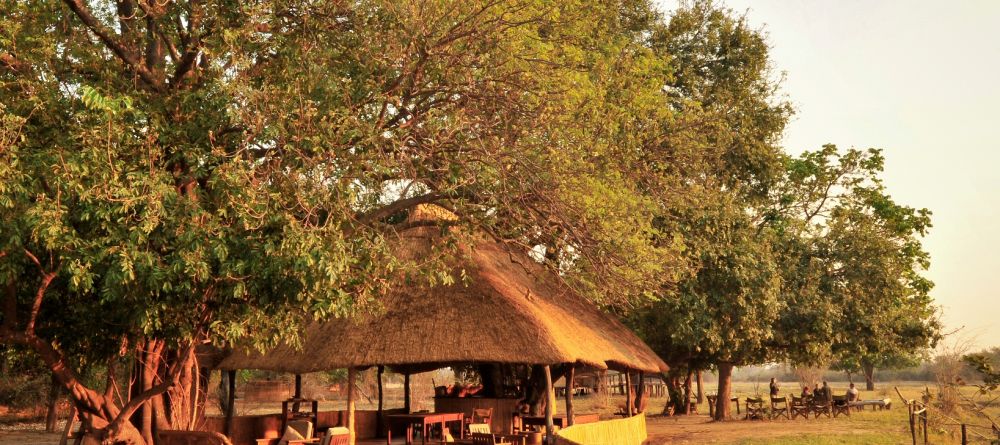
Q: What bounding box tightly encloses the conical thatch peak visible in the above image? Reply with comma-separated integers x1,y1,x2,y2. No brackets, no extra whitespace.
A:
211,224,667,374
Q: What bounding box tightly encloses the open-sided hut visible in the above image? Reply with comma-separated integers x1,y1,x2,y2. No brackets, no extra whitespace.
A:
207,209,667,445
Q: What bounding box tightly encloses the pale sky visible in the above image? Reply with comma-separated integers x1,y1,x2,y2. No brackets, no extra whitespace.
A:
657,0,1000,350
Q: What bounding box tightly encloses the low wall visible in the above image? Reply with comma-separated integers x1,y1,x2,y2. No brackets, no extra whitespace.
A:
202,409,406,445
554,414,646,445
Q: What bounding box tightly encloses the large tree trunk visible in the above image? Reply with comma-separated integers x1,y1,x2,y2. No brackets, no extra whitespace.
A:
46,373,61,432
683,370,693,413
713,362,734,421
863,363,875,391
633,372,646,414
696,371,704,404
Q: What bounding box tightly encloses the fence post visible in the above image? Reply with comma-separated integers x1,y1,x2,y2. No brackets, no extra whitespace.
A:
907,403,915,445
921,411,928,444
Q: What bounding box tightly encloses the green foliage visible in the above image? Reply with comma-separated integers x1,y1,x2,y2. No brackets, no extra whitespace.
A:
964,352,1000,392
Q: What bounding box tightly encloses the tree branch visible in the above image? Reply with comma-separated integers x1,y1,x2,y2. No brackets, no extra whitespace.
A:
61,0,166,91
107,340,196,433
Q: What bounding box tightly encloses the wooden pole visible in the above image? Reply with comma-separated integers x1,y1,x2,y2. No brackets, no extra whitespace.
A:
908,405,916,445
294,374,302,398
624,371,633,417
404,372,411,413
225,370,236,437
961,424,967,445
922,411,928,444
377,365,384,436
543,365,554,445
565,364,575,426
348,368,357,445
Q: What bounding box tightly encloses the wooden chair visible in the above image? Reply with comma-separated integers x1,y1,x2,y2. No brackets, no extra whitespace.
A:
318,427,349,445
832,395,851,418
810,395,832,418
257,420,314,445
471,433,511,445
745,397,766,420
790,396,810,420
466,408,494,433
469,423,491,435
770,396,790,420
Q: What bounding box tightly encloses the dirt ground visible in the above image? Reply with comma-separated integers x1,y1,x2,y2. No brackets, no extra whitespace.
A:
643,413,892,444
0,413,895,445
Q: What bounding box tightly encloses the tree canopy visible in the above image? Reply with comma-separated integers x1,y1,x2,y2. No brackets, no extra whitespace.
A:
1,0,941,440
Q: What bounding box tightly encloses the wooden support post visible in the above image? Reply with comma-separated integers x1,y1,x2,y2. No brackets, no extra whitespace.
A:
225,370,236,438
543,365,554,445
348,368,357,445
908,405,916,445
922,411,928,444
377,365,385,436
961,424,967,445
294,373,302,398
404,372,411,413
624,371,633,417
565,364,575,426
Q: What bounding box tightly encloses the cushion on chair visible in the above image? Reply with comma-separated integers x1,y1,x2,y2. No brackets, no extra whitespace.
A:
277,427,304,445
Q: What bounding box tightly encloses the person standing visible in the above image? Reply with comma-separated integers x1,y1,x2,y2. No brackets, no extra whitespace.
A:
769,378,780,397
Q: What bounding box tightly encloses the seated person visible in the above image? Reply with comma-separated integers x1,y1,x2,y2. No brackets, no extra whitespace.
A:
801,386,811,398
847,383,860,402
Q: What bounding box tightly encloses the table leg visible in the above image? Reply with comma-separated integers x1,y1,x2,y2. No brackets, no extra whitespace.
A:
406,423,413,445
387,424,392,445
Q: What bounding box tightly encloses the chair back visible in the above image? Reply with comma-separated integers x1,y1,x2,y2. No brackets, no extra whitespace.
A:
469,423,491,435
320,427,349,445
471,433,500,445
770,396,787,408
473,408,494,424
746,397,764,408
791,395,806,406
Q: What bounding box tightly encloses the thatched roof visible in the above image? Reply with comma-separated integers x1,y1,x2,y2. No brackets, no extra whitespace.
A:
211,217,667,374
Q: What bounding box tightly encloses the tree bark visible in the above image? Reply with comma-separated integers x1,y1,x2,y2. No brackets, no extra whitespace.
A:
47,373,61,432
683,370,693,414
696,371,704,404
624,371,632,417
863,363,875,391
634,372,646,414
714,363,734,421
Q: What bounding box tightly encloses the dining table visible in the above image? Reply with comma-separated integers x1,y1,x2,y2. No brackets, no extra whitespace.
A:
385,412,465,445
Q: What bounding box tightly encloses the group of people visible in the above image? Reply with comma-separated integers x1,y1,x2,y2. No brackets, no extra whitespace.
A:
769,378,861,403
